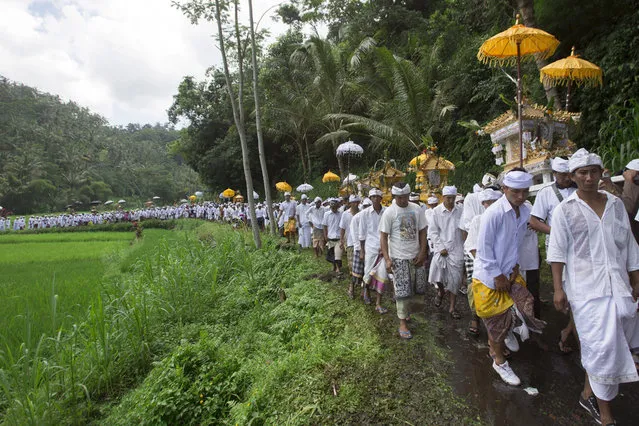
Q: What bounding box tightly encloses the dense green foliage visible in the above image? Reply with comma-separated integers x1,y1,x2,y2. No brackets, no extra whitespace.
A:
0,77,200,214
170,0,639,194
0,224,476,425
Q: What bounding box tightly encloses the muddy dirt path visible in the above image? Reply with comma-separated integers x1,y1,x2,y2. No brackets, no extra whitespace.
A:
402,280,639,425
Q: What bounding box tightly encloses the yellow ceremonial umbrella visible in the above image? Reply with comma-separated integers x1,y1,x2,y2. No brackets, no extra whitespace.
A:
478,13,559,167
275,181,292,192
540,46,602,111
322,171,340,183
222,188,235,198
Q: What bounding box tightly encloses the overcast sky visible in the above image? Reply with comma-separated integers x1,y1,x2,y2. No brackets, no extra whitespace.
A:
0,0,310,126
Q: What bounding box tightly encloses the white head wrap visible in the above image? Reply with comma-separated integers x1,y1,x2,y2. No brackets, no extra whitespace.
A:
391,183,411,196
569,148,603,172
361,197,372,207
473,183,482,193
442,186,457,196
626,159,639,171
503,170,533,189
482,173,497,187
551,157,570,173
284,192,291,196
479,188,502,202
349,194,361,203
409,192,420,201
301,194,308,199
369,188,383,197
427,196,439,205
314,196,322,203
455,194,464,203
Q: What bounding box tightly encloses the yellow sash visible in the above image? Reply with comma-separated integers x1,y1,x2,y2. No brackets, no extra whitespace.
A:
472,274,526,318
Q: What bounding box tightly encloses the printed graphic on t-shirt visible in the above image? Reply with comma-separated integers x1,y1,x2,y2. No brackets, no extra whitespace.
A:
398,212,416,240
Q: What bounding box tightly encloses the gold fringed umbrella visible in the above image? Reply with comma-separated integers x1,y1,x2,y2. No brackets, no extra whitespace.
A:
222,188,235,198
478,13,560,167
275,181,292,192
322,171,340,183
540,46,602,111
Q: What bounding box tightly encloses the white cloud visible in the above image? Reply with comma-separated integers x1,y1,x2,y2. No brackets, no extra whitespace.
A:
0,0,300,126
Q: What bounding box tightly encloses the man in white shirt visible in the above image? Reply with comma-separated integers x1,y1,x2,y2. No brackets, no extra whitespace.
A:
464,188,502,336
350,198,371,301
340,194,360,297
548,148,639,426
280,192,298,243
308,197,326,257
429,185,465,320
460,173,496,239
296,194,312,248
380,182,428,339
530,157,578,352
255,203,266,230
323,199,343,273
472,170,546,386
359,188,386,309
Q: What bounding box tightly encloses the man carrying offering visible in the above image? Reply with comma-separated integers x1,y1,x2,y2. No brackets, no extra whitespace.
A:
548,148,639,426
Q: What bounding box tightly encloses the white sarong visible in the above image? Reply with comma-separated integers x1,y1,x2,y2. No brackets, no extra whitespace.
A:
571,294,639,400
428,252,464,294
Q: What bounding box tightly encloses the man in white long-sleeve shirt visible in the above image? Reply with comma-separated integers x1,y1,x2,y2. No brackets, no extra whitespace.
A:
308,197,326,257
472,169,545,387
359,188,386,309
428,185,464,319
548,148,639,426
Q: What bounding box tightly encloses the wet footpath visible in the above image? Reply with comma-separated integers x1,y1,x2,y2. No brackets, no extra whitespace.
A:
407,281,639,425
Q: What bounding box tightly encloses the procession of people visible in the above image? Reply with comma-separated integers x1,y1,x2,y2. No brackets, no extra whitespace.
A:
3,150,639,424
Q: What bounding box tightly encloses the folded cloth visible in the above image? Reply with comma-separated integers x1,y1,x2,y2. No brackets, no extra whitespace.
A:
368,254,389,294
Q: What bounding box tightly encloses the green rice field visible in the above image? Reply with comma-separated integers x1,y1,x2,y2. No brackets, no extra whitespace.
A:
0,232,140,353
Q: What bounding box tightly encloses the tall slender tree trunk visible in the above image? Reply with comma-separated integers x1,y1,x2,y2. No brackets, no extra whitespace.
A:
248,0,276,234
516,0,563,110
215,0,261,248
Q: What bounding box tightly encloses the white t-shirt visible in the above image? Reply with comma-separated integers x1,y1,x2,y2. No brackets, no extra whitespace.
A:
379,202,427,260
339,209,357,247
322,209,342,240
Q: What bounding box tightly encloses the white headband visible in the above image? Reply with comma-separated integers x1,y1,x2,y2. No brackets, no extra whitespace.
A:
391,184,411,196
551,157,570,173
369,188,383,197
503,171,533,189
569,148,603,172
482,173,497,187
427,196,439,205
442,185,457,196
479,188,502,202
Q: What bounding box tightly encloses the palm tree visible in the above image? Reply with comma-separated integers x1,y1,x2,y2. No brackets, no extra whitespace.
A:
290,37,357,178
326,41,456,155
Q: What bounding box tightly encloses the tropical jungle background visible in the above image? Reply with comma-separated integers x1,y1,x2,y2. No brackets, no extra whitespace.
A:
2,0,639,214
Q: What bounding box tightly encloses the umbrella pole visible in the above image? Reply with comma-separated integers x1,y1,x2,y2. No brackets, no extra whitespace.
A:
517,42,523,168
565,80,572,112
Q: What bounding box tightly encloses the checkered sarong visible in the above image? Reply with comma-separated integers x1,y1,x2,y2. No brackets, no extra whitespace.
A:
464,253,474,285
351,249,364,278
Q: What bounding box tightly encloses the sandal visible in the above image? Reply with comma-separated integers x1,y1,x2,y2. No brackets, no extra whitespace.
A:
375,306,388,315
450,310,461,320
468,320,480,336
399,328,412,339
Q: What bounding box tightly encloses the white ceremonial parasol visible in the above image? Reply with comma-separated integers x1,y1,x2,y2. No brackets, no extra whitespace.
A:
253,191,259,199
296,183,314,193
104,200,114,205
342,174,358,185
118,199,126,204
336,140,364,157
152,196,161,200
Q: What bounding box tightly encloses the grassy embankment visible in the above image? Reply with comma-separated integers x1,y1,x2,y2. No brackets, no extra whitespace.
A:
0,222,479,425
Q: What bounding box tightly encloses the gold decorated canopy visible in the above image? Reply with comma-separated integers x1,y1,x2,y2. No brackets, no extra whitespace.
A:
222,188,235,198
540,47,602,88
275,182,292,192
322,171,340,183
478,16,559,66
